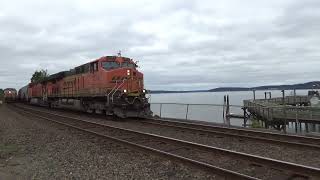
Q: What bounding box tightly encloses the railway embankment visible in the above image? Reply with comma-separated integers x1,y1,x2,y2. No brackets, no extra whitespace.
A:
0,104,217,179
15,103,320,168
4,103,320,179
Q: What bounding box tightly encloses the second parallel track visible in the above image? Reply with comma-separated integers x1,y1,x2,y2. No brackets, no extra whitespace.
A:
11,104,320,180
138,118,320,150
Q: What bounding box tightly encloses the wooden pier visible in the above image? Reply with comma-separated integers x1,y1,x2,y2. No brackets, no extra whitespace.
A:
243,95,320,131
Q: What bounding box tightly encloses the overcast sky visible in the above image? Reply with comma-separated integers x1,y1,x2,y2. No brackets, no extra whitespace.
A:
0,0,320,90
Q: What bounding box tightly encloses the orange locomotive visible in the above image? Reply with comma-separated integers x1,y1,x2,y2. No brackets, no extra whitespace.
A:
26,55,152,118
4,88,17,103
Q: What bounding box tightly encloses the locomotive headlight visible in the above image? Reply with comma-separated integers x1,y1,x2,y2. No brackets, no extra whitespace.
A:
127,70,130,76
123,89,127,93
8,91,11,94
143,89,146,93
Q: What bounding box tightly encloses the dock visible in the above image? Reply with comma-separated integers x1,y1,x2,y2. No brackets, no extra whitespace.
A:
243,95,320,131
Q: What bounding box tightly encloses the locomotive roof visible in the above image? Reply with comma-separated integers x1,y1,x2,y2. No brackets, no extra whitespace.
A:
46,71,68,81
4,88,17,91
28,55,135,86
29,71,68,86
86,56,132,63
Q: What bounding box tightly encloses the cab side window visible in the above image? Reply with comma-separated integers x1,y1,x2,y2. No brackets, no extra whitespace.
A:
94,62,98,71
90,62,99,73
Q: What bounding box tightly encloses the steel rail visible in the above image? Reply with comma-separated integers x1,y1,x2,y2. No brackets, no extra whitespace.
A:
12,105,256,180
12,105,320,179
142,118,320,149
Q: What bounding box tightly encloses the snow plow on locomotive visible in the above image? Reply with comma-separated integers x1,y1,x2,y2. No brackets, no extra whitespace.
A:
23,55,152,118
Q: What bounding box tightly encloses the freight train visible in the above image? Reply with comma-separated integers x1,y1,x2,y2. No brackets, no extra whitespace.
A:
4,88,17,103
18,55,152,118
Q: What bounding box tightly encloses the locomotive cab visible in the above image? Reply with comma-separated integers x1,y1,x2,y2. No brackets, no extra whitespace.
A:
100,56,145,95
98,56,150,118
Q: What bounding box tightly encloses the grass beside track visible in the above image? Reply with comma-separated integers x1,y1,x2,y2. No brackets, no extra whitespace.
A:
0,143,19,157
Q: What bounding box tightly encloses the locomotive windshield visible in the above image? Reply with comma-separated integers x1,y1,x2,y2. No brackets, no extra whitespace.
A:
121,62,136,68
102,61,136,70
102,61,120,70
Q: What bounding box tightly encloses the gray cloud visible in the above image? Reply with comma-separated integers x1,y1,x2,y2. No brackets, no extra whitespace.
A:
0,0,320,90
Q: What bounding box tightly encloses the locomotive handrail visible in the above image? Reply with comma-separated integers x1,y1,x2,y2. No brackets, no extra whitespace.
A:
108,81,119,96
111,79,127,103
107,80,119,105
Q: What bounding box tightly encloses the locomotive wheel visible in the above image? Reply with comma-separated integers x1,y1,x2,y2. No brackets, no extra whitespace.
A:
113,108,126,118
105,110,114,116
133,99,142,110
87,109,94,113
83,104,93,113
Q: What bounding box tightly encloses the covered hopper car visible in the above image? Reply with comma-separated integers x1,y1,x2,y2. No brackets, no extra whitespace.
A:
18,85,29,102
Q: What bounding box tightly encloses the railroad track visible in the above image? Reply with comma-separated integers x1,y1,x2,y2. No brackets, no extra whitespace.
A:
24,103,320,150
138,118,320,150
11,104,320,180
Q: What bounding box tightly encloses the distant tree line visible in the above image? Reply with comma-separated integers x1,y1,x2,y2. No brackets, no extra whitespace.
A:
0,69,49,100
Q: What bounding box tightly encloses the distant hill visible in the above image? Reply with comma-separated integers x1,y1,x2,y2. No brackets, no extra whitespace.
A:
208,87,250,92
149,81,320,94
246,81,320,91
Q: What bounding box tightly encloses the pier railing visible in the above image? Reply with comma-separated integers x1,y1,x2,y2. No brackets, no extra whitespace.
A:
150,100,320,125
243,96,320,123
150,102,244,125
247,95,309,105
244,100,320,123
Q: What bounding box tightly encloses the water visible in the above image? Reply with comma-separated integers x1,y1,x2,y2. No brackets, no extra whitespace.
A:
148,90,320,133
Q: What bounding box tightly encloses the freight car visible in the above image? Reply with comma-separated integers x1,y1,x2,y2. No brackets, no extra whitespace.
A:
21,55,152,118
18,85,29,102
4,88,17,103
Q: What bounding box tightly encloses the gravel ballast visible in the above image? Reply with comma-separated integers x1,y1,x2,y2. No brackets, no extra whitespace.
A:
20,104,320,169
0,104,219,179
